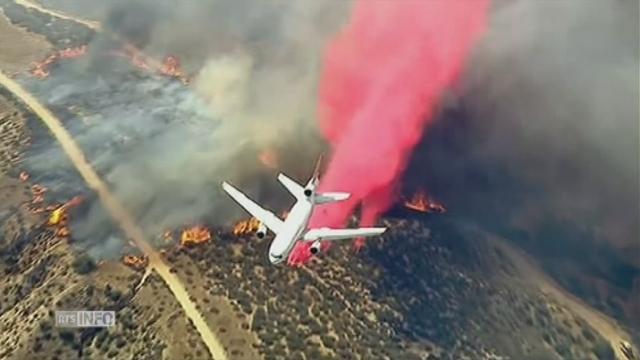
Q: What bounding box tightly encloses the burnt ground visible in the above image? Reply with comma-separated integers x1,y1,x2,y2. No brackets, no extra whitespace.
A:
0,1,637,360
0,0,95,49
165,215,626,360
0,89,217,360
2,79,629,359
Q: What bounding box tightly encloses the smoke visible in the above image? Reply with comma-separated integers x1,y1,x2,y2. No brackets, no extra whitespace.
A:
22,0,350,253
288,0,490,264
411,0,638,261
401,0,639,322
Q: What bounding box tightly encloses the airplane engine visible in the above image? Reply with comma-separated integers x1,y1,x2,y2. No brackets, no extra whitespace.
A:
256,223,267,239
309,241,321,255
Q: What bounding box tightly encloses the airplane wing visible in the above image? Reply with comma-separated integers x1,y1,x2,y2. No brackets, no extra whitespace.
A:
222,182,284,234
302,227,386,242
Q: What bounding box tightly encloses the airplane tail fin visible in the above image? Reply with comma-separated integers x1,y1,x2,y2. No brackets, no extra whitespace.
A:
278,154,327,201
314,192,350,204
306,154,324,188
312,154,323,181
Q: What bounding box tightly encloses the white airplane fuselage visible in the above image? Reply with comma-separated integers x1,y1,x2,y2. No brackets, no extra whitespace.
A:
221,159,386,266
268,198,313,264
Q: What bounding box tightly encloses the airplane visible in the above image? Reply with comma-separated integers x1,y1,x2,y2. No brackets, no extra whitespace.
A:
221,157,387,264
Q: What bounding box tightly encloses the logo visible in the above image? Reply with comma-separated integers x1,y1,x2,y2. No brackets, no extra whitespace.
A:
55,311,116,328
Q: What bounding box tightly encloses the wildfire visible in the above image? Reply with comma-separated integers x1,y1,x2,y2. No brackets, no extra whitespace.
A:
31,184,47,204
58,46,88,59
233,217,261,236
404,191,446,214
30,42,189,83
27,184,62,214
56,227,71,238
160,55,189,83
48,207,65,226
29,45,87,79
122,254,149,270
258,149,279,169
180,226,211,246
47,195,84,238
109,45,189,83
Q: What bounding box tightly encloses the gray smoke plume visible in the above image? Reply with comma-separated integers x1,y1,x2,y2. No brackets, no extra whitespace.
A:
467,0,638,260
22,0,351,251
404,0,638,322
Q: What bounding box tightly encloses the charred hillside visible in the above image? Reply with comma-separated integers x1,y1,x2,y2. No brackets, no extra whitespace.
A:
1,86,629,359
1,1,636,359
167,214,621,360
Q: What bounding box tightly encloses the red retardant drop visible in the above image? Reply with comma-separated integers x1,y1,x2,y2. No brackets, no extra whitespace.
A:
288,0,490,266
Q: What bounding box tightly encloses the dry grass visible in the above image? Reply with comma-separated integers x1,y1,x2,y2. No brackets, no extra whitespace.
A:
0,10,51,74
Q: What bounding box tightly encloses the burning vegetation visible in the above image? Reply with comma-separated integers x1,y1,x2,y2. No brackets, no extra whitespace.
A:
159,55,189,83
122,254,149,271
109,44,190,83
27,184,58,214
19,171,29,182
30,184,46,205
180,226,211,246
29,41,189,83
233,217,261,236
404,191,447,214
46,196,83,238
30,45,87,79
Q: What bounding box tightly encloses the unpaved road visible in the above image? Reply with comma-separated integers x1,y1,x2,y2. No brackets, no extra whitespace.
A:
14,0,101,30
0,70,228,360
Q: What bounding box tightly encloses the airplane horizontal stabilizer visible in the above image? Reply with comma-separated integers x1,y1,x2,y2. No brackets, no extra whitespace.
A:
303,227,386,242
314,192,350,204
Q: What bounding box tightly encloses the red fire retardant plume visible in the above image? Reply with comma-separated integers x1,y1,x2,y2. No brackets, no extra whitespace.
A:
288,0,490,265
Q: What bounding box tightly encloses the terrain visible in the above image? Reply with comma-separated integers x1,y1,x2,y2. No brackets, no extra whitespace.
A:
0,1,637,360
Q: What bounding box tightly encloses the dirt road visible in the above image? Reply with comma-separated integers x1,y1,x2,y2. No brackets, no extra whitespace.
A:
14,0,101,30
0,70,228,360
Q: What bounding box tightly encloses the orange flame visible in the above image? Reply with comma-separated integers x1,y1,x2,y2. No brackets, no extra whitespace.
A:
233,218,261,236
30,184,47,204
109,45,189,83
31,184,47,196
180,226,211,246
159,55,189,83
56,227,71,238
47,196,84,237
258,149,279,169
48,207,65,226
58,45,88,59
106,45,152,72
404,191,446,213
30,46,87,79
122,254,149,270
